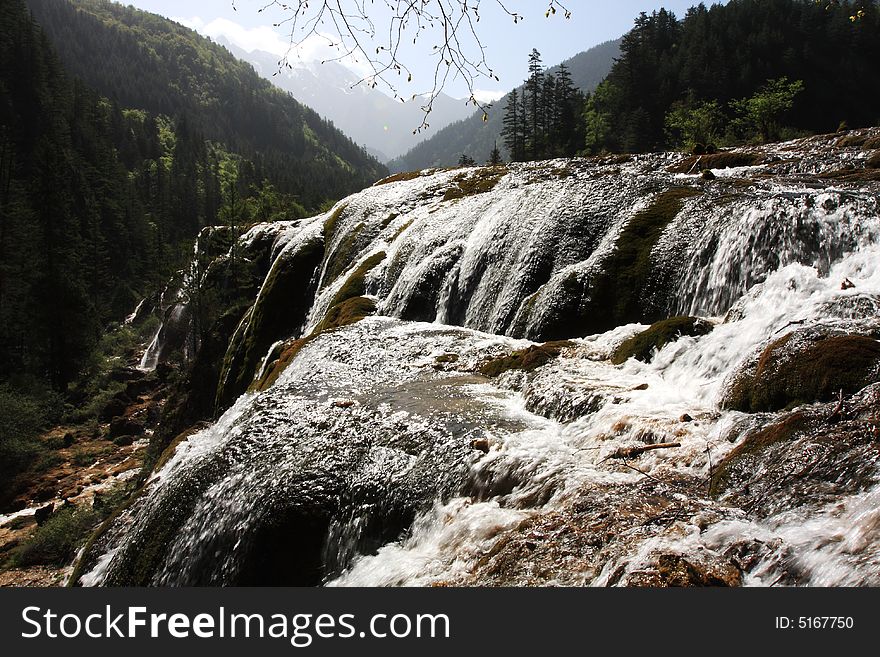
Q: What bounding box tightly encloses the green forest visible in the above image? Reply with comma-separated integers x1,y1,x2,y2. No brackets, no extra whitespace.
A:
501,0,879,161
0,0,387,495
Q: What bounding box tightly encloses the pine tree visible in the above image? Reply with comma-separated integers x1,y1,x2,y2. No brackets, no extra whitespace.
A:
526,49,545,160
487,141,503,166
501,89,523,162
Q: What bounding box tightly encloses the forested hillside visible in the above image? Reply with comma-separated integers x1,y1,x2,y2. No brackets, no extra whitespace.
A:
25,0,387,207
0,0,389,509
585,0,880,153
1,0,164,390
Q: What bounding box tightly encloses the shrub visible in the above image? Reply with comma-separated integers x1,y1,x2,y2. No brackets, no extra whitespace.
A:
13,506,101,567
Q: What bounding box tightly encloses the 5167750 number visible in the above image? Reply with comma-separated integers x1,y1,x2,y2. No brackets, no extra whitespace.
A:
775,617,854,630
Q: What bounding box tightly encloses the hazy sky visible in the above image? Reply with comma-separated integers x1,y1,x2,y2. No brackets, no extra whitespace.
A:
119,1,725,100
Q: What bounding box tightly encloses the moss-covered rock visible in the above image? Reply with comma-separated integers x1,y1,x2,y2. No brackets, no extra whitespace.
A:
442,167,506,202
322,204,347,242
314,297,378,335
479,341,574,378
722,330,880,413
255,298,379,392
709,411,809,497
216,235,324,410
710,383,880,514
329,252,386,309
532,188,701,341
612,316,714,365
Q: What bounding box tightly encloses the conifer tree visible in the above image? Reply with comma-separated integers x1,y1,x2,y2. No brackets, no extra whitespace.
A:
501,89,524,162
487,141,503,166
526,49,545,160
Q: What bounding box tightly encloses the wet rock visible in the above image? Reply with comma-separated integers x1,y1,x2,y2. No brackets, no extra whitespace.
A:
526,189,702,341
109,417,144,439
34,504,54,525
628,553,742,587
217,234,325,409
460,476,724,587
701,169,716,181
711,383,880,516
471,438,491,453
612,316,714,365
479,341,574,377
35,486,55,503
99,396,129,421
680,414,694,423
722,328,880,413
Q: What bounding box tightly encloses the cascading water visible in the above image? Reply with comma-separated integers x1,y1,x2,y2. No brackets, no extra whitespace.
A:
80,131,880,587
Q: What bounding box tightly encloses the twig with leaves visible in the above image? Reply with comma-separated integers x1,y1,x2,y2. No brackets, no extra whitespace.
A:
234,1,570,131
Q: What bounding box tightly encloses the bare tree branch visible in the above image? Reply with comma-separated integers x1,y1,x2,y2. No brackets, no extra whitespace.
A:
232,1,570,132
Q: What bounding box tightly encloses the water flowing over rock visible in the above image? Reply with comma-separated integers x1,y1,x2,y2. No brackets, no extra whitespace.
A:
78,130,880,587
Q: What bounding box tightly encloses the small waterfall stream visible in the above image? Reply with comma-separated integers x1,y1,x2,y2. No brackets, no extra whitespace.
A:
81,133,880,587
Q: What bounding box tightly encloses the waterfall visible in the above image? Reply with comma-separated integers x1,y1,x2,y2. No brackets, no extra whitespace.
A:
79,132,880,587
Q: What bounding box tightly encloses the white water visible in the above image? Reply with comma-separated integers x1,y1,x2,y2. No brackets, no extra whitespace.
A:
85,134,880,587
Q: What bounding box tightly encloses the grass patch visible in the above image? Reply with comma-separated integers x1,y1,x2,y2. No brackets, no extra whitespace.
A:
612,317,714,365
479,341,574,378
373,171,425,186
0,383,65,510
442,168,506,202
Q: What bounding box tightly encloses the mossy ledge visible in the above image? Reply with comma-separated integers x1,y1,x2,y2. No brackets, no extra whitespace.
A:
612,316,714,365
442,167,506,202
479,341,574,378
215,235,325,410
323,203,347,243
373,170,425,186
253,252,386,392
256,297,378,391
534,187,701,341
329,251,386,309
721,332,880,413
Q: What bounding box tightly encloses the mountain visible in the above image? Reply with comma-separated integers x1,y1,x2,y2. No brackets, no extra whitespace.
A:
219,40,474,162
24,0,387,208
388,39,621,172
